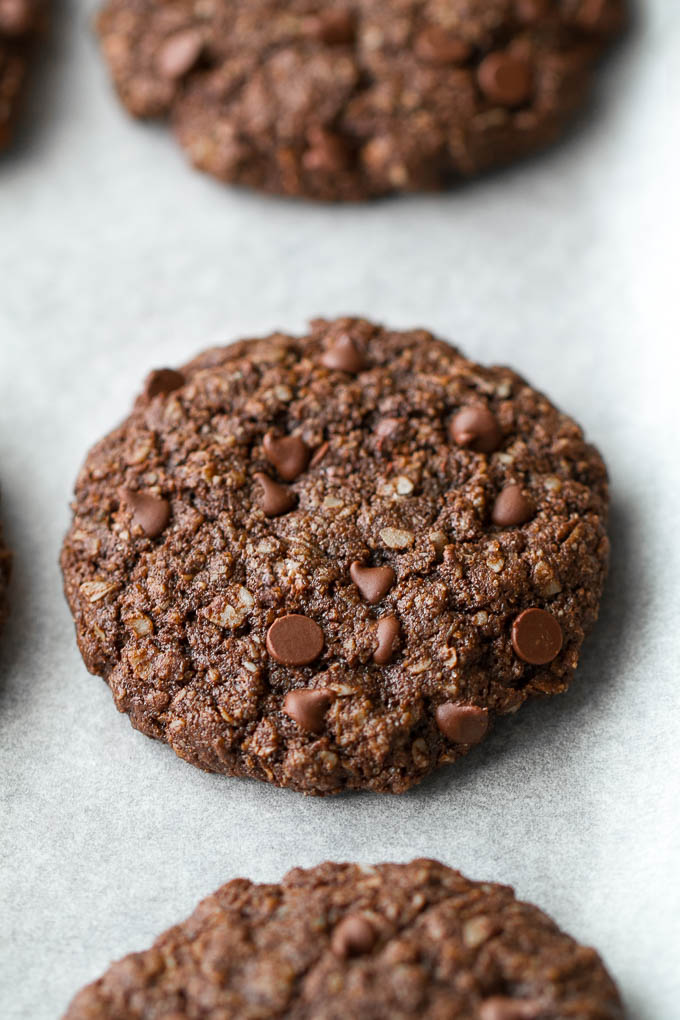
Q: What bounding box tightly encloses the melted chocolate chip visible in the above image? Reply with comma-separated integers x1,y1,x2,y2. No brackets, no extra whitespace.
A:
373,615,401,664
415,26,471,65
254,473,297,517
120,488,170,538
143,368,185,400
492,485,535,527
314,9,356,46
303,8,356,45
331,915,377,958
435,704,489,744
156,29,204,80
477,53,533,107
511,608,563,664
283,688,334,733
350,562,396,604
263,433,311,482
449,406,502,454
321,335,368,374
266,614,324,666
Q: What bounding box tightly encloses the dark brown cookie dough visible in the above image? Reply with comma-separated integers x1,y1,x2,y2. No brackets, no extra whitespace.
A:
0,0,43,149
61,319,609,795
96,0,626,200
63,859,624,1019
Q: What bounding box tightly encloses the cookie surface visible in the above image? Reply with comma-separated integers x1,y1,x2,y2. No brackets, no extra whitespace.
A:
0,0,42,149
96,0,626,200
63,859,623,1019
61,319,609,795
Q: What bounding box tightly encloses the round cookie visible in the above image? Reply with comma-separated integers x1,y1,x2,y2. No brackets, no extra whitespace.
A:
63,859,624,1018
0,0,44,149
95,0,626,200
61,318,609,795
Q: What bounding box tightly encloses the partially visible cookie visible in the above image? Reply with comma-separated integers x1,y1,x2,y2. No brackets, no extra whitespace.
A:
63,859,624,1019
61,318,609,795
96,0,626,200
0,0,43,149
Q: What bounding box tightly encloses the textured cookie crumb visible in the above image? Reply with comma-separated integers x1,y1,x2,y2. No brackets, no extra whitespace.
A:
61,318,609,795
62,859,624,1019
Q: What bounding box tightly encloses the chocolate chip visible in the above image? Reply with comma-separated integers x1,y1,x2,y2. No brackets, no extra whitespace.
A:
492,485,534,527
0,0,34,35
449,406,502,453
266,614,324,666
514,0,550,23
435,704,489,744
156,29,204,80
120,488,170,539
414,26,471,65
313,9,356,46
373,615,401,665
254,473,296,517
303,128,350,173
511,608,563,665
480,998,545,1020
331,915,377,958
144,368,185,401
263,433,311,482
283,688,334,733
321,335,368,374
350,562,396,604
477,52,533,107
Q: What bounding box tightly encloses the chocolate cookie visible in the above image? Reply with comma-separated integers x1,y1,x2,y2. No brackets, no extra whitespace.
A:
61,319,609,794
63,859,623,1018
0,0,43,149
96,0,626,200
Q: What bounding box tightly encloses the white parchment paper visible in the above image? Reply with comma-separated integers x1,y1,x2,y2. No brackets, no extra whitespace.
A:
1,3,678,1017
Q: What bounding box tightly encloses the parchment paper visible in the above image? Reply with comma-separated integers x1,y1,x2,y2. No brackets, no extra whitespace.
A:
1,3,678,1017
